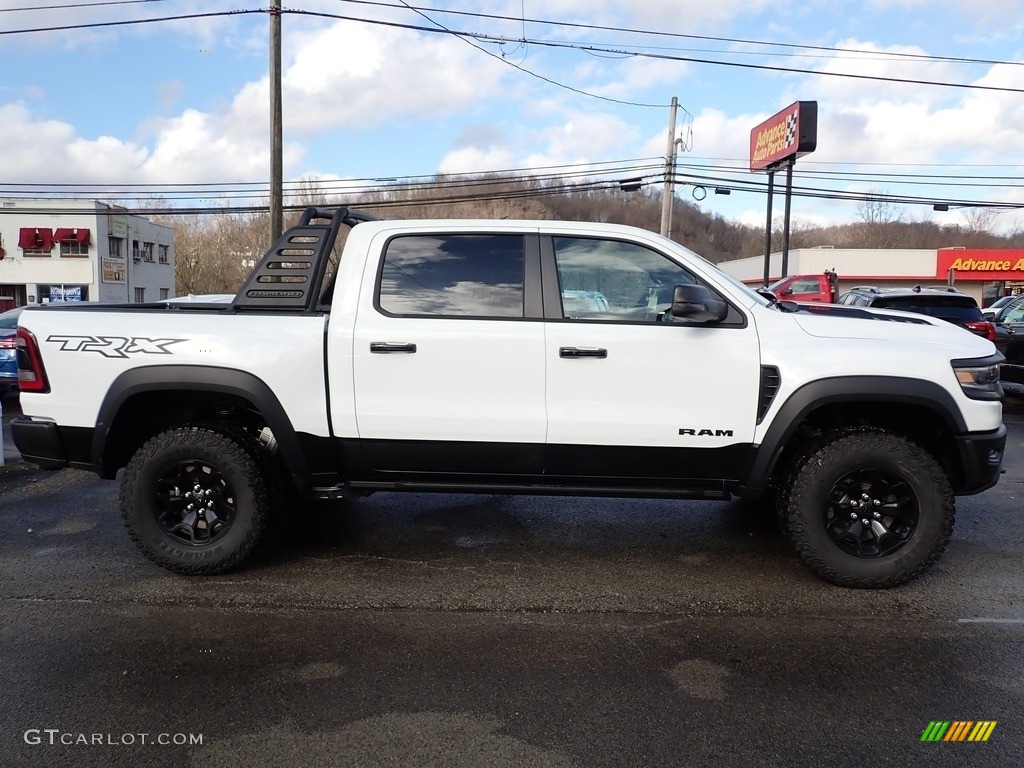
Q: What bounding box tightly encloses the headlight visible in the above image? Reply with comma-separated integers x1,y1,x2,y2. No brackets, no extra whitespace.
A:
952,358,1002,400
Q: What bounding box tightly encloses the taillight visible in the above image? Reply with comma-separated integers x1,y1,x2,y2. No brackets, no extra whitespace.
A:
0,336,15,350
16,327,49,393
965,321,997,341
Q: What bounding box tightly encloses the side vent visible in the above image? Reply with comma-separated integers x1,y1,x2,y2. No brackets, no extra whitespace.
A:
757,365,781,424
233,206,377,311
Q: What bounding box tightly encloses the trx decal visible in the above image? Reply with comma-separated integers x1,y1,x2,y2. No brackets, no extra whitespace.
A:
47,335,186,358
679,428,734,437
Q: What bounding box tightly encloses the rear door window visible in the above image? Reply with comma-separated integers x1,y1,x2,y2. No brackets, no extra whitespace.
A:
874,297,982,321
377,234,525,318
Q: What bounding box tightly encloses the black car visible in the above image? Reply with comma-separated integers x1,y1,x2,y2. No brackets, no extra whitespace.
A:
991,295,1024,386
836,285,1005,354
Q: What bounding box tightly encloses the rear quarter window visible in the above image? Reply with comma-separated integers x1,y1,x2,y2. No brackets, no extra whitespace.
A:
873,297,982,321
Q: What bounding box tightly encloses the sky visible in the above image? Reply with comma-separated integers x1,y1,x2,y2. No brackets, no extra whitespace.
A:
1,0,1023,239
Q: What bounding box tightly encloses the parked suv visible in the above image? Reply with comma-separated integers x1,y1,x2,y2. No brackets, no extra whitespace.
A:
0,306,25,398
836,286,1005,354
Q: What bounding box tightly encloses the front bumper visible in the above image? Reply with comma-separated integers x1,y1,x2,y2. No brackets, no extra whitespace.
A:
952,424,1006,495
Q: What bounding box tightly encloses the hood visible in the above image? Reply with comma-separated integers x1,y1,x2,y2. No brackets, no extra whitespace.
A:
789,303,997,356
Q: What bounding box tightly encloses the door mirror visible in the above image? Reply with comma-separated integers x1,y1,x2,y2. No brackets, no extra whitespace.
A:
670,284,728,324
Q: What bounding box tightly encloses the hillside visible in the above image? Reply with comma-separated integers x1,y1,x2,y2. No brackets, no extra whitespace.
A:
161,174,1024,294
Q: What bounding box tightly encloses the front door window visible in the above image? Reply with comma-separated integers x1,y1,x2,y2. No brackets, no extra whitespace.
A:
553,236,697,323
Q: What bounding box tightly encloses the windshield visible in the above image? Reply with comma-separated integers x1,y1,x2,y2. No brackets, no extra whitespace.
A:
698,261,772,307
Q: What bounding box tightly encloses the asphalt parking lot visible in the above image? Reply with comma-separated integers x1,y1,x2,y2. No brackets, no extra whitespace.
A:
1,397,1023,767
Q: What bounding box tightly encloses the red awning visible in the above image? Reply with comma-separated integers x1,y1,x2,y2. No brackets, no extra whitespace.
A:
53,227,90,245
18,227,54,250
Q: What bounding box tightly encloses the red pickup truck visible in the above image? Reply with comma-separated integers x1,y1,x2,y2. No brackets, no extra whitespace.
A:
767,270,839,303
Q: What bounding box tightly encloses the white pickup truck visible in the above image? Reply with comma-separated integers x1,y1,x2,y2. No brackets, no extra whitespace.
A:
11,207,1006,587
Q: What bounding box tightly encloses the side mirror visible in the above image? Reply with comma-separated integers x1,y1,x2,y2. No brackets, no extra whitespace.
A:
670,284,728,324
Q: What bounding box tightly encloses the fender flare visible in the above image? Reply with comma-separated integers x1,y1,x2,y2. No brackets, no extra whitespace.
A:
740,375,967,495
93,365,312,490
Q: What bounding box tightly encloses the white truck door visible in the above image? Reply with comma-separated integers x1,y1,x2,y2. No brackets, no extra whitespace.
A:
541,234,761,483
351,231,547,476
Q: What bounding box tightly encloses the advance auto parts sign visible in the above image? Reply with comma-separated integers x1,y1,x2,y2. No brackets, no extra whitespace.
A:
937,248,1024,280
749,101,818,172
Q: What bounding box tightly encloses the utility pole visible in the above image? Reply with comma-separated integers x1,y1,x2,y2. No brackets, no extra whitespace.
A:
269,2,283,245
660,96,678,238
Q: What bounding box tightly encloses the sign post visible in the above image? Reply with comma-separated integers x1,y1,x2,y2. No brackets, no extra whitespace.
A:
750,101,817,284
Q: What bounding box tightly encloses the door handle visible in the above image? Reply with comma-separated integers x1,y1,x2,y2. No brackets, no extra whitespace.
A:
370,342,417,354
559,346,607,359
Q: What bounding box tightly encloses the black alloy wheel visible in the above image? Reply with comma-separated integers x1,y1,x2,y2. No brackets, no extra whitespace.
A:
120,426,270,574
823,468,919,559
784,430,954,588
154,458,238,546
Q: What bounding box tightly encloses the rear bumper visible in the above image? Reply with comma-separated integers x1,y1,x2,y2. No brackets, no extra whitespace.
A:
952,424,1006,495
11,417,95,471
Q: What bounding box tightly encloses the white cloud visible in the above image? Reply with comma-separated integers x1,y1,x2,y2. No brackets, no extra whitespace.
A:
0,101,302,185
660,107,761,164
262,20,507,134
439,112,641,174
529,0,778,30
584,57,690,102
0,17,512,185
439,146,518,174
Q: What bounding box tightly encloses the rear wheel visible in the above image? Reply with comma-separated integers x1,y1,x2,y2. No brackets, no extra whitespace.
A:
120,426,270,574
783,430,954,588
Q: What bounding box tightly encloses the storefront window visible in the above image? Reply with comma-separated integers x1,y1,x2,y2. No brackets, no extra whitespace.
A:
38,285,88,303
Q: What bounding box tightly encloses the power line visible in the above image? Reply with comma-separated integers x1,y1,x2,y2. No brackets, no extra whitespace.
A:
286,10,1024,96
8,0,1013,74
0,7,263,35
332,0,1024,69
6,5,1019,97
672,160,1024,187
0,159,666,195
5,171,1022,218
389,0,668,108
0,0,170,11
2,153,1021,193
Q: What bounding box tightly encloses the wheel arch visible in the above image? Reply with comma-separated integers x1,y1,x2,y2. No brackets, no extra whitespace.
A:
93,365,313,492
740,376,968,497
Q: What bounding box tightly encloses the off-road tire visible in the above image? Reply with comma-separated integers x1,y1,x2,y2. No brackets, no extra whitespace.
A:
783,429,954,588
120,426,270,575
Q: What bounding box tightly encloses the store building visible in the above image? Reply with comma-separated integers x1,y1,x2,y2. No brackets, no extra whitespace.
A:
719,246,1024,307
0,199,175,312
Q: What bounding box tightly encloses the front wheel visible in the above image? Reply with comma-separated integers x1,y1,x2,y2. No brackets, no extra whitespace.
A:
120,426,270,574
783,430,954,588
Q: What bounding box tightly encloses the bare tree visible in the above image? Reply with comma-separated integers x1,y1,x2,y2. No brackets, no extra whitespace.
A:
961,207,1000,235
